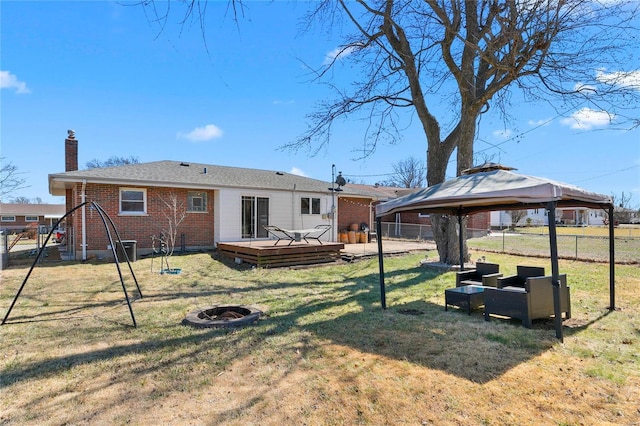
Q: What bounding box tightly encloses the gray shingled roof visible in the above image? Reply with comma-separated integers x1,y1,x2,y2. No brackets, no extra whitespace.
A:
49,161,390,199
341,183,416,200
0,203,66,217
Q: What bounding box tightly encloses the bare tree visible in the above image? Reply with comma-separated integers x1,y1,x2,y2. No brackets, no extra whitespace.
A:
137,0,246,53
285,1,639,264
509,210,528,229
0,158,27,201
384,156,426,188
12,196,31,204
604,191,635,225
86,156,139,169
157,192,187,257
137,1,639,264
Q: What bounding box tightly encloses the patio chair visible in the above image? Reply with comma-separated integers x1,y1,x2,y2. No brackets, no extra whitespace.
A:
263,224,332,246
497,265,545,288
455,262,502,287
484,274,571,328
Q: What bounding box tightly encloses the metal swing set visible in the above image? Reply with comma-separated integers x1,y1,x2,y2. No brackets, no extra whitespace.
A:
1,201,143,328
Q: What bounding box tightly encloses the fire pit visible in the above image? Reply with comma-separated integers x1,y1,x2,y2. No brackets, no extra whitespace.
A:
182,305,262,329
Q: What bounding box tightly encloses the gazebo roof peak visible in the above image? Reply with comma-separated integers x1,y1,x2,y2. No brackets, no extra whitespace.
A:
462,162,517,175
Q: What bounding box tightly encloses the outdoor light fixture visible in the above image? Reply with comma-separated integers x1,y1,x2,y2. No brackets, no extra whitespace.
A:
329,164,345,192
329,164,345,242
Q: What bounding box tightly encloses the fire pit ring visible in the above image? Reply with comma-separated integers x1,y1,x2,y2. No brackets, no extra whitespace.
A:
182,305,262,329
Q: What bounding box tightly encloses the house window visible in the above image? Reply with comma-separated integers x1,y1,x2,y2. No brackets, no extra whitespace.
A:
418,213,430,218
1,216,16,222
242,196,269,238
188,191,207,212
120,188,146,214
301,197,321,215
25,216,39,222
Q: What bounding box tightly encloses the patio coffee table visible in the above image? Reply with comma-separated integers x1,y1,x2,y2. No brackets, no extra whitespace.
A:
445,285,485,315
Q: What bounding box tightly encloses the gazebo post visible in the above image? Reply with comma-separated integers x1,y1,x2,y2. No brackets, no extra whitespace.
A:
608,204,616,310
376,216,386,309
547,202,564,342
457,212,465,271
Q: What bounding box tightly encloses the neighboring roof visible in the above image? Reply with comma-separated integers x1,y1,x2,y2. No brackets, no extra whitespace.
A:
49,161,389,200
376,169,613,217
0,203,66,217
341,183,415,201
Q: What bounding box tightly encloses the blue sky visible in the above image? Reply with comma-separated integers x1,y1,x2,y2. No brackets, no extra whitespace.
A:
2,1,639,206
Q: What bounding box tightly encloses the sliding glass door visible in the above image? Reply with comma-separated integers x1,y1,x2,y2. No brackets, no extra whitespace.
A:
242,196,269,238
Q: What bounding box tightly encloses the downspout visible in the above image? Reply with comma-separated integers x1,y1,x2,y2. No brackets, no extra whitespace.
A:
81,179,87,261
369,200,374,238
292,184,296,229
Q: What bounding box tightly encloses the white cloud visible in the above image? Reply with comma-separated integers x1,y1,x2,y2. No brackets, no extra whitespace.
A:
322,45,358,66
273,100,295,105
492,129,513,140
560,108,613,130
290,167,307,177
596,69,640,90
528,118,552,127
573,82,597,93
177,124,223,142
0,70,31,94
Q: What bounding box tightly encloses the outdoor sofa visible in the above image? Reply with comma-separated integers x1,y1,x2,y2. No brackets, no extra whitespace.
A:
484,274,571,328
455,262,502,287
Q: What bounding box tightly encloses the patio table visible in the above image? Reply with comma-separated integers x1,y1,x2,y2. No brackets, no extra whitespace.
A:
445,285,485,315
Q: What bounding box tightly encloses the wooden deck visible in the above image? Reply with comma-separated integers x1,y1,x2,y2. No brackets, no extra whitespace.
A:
217,240,345,268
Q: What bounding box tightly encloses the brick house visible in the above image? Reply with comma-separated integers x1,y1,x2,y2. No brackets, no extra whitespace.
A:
336,183,408,232
48,134,388,260
48,133,493,260
0,203,65,233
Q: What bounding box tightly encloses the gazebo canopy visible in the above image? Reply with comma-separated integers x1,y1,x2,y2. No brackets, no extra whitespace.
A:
373,164,615,341
376,165,612,217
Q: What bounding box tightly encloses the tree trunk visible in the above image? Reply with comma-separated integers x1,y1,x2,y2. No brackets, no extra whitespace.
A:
431,214,465,265
425,111,476,265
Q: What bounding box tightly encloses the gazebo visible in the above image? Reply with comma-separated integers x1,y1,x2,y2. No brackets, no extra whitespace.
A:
374,164,615,340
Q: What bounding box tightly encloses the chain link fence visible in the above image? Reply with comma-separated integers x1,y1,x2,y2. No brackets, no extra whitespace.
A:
379,222,489,241
379,222,638,264
468,231,638,264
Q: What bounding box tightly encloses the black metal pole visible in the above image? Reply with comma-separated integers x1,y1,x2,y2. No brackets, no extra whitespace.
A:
93,202,142,298
376,216,386,309
93,203,137,328
547,202,563,341
2,202,89,325
457,212,465,271
608,204,615,310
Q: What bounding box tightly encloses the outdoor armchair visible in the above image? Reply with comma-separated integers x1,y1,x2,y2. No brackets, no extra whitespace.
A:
497,265,545,288
484,274,571,328
455,262,502,287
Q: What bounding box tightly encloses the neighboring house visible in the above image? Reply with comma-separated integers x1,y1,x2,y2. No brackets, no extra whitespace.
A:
0,203,65,233
48,135,387,260
341,183,491,239
337,183,409,232
490,207,607,228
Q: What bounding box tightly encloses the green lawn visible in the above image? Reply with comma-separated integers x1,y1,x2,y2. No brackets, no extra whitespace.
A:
1,250,639,425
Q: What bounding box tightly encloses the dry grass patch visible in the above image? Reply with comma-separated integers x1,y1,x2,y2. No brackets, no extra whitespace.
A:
1,250,639,425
